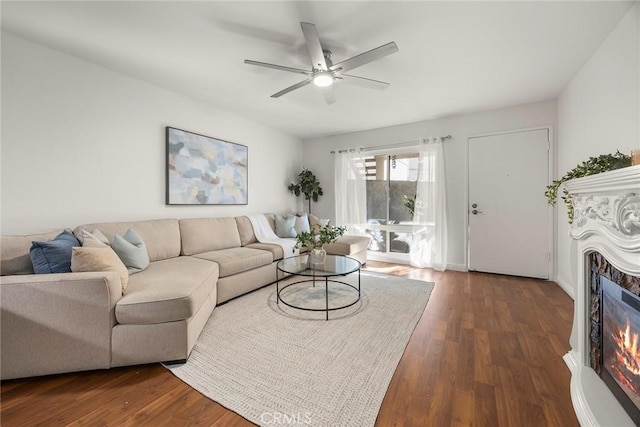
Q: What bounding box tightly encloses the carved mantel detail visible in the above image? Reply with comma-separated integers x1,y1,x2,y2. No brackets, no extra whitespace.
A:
572,193,640,236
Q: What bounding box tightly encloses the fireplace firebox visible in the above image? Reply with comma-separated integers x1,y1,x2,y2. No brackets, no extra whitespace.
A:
588,250,640,424
600,275,640,424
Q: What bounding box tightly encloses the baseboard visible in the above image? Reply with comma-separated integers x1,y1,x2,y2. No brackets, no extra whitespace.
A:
446,263,467,272
366,252,410,264
366,253,467,272
555,275,575,300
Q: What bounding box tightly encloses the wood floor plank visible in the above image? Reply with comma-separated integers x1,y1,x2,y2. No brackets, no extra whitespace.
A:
473,329,494,385
450,388,475,427
474,382,499,426
1,263,579,426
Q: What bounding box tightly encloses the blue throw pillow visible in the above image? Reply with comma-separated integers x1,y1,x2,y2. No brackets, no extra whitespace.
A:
30,230,81,274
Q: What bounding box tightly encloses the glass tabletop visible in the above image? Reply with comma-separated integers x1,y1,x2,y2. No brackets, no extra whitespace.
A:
277,254,361,277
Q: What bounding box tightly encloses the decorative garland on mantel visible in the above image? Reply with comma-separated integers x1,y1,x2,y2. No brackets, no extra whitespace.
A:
545,151,631,223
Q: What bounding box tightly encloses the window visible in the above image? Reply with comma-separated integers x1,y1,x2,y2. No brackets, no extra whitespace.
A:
364,153,419,255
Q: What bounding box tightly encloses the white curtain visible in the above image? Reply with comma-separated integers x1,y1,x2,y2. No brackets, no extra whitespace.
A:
410,137,448,271
334,150,367,235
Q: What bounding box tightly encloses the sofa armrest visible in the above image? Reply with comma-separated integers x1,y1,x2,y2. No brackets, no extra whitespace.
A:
0,271,122,379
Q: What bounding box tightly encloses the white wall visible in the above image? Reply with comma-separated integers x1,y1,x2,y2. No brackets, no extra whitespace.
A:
1,32,303,234
556,3,639,298
303,100,557,271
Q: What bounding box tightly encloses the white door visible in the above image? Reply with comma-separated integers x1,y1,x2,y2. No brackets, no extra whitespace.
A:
468,128,550,279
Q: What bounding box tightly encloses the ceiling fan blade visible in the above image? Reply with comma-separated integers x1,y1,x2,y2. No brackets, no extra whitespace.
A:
331,41,398,74
340,74,390,90
244,59,311,75
271,79,312,98
320,86,336,105
300,22,328,71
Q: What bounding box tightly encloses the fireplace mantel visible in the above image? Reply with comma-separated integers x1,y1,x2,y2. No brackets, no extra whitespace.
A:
564,165,640,426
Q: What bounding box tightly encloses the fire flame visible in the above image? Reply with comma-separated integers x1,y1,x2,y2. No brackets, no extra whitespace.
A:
613,318,640,377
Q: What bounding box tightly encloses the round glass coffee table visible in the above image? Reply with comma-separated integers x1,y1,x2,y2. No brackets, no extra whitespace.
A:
276,254,361,320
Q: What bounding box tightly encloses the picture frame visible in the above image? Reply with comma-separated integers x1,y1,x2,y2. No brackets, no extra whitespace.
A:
166,127,248,205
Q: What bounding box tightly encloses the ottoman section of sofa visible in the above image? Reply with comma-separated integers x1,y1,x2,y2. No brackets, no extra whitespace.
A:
323,235,371,265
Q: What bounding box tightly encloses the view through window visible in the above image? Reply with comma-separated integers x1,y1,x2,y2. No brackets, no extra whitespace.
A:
365,153,419,256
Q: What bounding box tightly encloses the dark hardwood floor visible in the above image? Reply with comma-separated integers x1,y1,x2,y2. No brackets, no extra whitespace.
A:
1,262,578,426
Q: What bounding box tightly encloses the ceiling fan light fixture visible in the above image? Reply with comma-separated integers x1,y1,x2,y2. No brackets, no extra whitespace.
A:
313,72,334,87
244,22,398,103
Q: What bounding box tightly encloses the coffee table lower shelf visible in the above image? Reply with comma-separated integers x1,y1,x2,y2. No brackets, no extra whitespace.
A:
276,276,361,320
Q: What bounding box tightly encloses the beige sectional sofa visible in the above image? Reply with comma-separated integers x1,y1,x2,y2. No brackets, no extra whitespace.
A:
0,214,369,380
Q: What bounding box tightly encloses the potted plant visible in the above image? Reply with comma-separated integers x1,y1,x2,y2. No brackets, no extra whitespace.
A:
294,224,347,264
288,169,323,214
545,150,631,223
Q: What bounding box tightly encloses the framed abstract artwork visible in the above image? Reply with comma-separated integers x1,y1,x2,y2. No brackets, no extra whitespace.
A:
166,127,248,205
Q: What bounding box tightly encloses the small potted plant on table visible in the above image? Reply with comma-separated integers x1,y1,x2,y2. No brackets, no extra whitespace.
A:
294,224,347,264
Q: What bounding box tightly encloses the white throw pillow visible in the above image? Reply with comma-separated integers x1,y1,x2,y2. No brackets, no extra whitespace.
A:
294,213,311,234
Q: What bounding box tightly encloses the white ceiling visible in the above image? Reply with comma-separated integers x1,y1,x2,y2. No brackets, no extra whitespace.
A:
1,1,635,140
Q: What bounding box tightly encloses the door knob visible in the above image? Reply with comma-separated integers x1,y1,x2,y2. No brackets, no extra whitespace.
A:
472,209,483,215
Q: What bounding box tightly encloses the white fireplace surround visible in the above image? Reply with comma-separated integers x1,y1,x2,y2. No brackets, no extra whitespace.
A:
563,165,640,426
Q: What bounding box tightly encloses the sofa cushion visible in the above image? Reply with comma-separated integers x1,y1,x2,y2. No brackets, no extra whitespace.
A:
2,230,63,276
245,242,285,261
179,217,241,255
30,230,81,274
235,214,277,247
235,216,257,246
115,257,219,325
75,219,180,263
323,235,371,256
191,247,272,278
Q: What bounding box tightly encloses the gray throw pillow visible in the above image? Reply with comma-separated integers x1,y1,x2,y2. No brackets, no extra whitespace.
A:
275,214,297,238
112,228,150,274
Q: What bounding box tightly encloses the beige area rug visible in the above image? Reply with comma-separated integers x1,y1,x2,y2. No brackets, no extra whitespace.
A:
165,271,434,427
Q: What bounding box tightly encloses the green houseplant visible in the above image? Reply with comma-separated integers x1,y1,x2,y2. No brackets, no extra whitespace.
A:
288,169,323,214
293,224,347,251
402,195,416,218
294,224,347,264
545,150,631,223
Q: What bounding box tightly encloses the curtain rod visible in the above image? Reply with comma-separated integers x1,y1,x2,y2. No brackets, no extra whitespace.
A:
330,135,452,154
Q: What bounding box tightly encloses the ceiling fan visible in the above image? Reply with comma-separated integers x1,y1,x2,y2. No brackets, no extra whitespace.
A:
244,22,399,105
